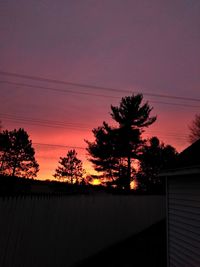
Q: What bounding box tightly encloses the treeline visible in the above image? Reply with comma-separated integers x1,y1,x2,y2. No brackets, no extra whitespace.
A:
0,94,179,194
0,174,98,196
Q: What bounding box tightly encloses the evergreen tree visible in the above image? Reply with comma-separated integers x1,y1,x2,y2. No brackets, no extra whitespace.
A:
0,128,39,178
86,94,156,189
54,149,84,184
86,122,120,182
137,136,178,191
110,94,156,189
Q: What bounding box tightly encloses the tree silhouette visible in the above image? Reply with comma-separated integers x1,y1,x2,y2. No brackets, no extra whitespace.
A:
86,94,156,190
0,128,39,178
54,149,84,184
110,94,156,189
86,123,138,189
137,136,178,191
189,114,200,143
86,122,120,182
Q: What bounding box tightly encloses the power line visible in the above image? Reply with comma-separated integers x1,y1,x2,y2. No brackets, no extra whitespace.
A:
37,154,86,159
149,101,200,108
0,113,91,128
1,113,188,139
33,142,86,150
0,71,200,102
2,117,89,131
1,113,188,140
33,135,187,159
144,133,187,140
1,80,200,109
0,113,189,136
1,113,93,131
144,129,188,138
0,80,117,99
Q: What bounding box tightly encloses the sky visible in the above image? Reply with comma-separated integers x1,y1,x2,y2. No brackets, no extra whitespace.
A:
0,0,200,180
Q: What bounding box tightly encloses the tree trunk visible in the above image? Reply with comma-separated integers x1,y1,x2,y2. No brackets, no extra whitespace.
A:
126,155,131,190
0,152,6,172
12,157,18,177
12,165,16,177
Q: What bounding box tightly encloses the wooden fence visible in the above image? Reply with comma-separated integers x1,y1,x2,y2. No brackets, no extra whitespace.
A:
0,194,165,267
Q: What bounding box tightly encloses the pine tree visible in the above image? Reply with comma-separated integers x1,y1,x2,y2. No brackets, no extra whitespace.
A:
86,94,156,189
86,122,120,182
137,136,178,191
0,128,39,178
54,150,84,184
110,94,156,189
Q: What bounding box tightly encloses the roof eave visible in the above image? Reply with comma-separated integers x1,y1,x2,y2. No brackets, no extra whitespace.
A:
159,165,200,177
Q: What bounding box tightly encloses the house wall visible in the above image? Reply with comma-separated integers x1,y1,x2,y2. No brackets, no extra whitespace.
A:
167,175,200,267
0,194,165,267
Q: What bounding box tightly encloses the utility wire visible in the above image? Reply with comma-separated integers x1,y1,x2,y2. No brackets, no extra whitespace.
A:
1,114,188,139
33,142,86,150
1,80,200,109
2,117,88,131
0,113,91,128
1,113,188,140
0,71,200,102
0,80,116,99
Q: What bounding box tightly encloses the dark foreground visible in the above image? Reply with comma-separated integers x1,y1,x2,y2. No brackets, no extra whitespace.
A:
75,220,167,267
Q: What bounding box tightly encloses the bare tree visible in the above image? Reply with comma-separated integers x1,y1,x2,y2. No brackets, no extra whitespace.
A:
189,114,200,143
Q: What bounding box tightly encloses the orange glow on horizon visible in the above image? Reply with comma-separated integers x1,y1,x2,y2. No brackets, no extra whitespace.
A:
89,178,101,186
32,111,189,181
130,180,138,190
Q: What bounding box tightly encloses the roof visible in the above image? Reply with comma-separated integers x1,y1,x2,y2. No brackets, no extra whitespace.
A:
160,139,200,176
175,139,200,168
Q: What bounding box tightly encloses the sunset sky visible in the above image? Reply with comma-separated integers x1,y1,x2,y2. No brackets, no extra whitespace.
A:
0,0,200,180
